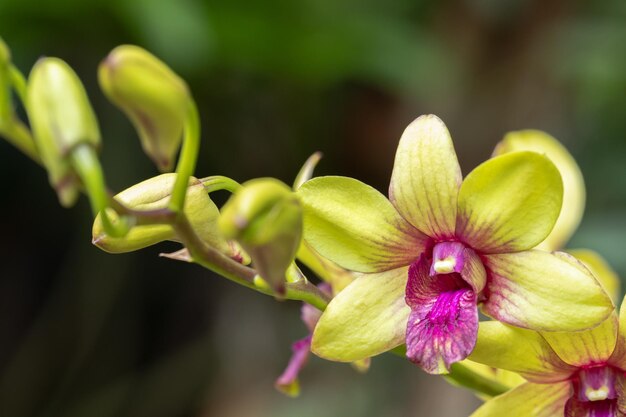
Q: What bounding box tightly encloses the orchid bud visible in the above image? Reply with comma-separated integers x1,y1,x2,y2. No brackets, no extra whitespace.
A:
219,178,303,295
99,45,190,171
27,57,101,207
93,174,242,260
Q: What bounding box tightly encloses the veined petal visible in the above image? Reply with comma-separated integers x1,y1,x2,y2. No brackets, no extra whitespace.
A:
609,295,626,370
470,381,571,417
298,176,427,273
405,257,478,374
311,267,409,361
569,249,621,304
389,115,461,240
482,251,614,332
493,130,585,251
457,151,563,253
469,321,574,383
541,312,619,367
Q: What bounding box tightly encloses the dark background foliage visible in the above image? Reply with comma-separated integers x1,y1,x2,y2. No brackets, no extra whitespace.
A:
1,0,625,416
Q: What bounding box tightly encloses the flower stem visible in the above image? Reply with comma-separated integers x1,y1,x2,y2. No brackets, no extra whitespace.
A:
200,175,241,193
110,201,331,310
0,119,40,163
69,144,131,237
389,345,508,397
169,99,200,213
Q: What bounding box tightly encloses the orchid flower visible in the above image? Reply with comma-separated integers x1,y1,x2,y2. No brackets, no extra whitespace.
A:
469,291,626,417
296,115,613,374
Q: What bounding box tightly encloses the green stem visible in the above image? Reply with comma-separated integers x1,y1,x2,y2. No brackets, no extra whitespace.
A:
445,363,509,398
70,145,130,237
173,215,330,308
0,119,40,163
169,99,200,213
200,175,241,193
9,65,27,104
110,201,330,309
390,345,508,397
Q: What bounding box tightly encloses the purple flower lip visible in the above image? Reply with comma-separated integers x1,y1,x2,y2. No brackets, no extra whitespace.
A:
405,255,478,374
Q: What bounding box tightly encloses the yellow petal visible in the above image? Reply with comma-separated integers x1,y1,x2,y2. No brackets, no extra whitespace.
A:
568,248,621,303
541,312,619,367
457,151,563,253
470,381,571,417
493,130,585,251
298,176,427,273
389,115,461,240
311,267,409,362
482,251,614,332
469,321,574,383
609,295,626,369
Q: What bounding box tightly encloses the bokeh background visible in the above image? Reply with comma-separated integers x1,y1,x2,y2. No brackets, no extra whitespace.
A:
2,0,626,416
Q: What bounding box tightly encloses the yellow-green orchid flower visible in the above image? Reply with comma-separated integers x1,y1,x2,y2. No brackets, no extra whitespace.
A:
297,114,613,374
469,292,626,417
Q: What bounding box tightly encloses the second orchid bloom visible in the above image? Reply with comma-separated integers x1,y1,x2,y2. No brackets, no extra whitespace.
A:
297,115,613,374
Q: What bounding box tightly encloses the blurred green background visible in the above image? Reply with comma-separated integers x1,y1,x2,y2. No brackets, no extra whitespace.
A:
2,0,626,416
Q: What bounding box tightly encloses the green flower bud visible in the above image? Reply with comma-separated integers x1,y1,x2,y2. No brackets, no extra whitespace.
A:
27,57,101,207
219,178,303,295
99,45,190,172
93,174,241,260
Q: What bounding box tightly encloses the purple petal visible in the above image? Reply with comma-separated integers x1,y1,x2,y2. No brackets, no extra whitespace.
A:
275,336,312,397
565,397,619,417
301,303,322,333
300,283,331,333
405,257,479,374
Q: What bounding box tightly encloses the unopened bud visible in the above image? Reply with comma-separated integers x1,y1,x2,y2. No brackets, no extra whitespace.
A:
93,174,238,259
27,57,101,207
99,45,190,171
219,178,303,295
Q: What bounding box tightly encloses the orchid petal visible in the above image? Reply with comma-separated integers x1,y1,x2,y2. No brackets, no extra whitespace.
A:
541,312,619,367
609,295,626,370
493,130,585,251
457,151,563,253
482,251,613,332
469,321,574,383
298,176,427,273
565,396,620,417
389,115,461,240
275,336,311,397
569,249,621,304
405,257,478,374
470,381,571,417
311,267,409,361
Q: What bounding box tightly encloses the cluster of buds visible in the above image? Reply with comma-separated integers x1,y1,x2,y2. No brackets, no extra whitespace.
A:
1,36,623,417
